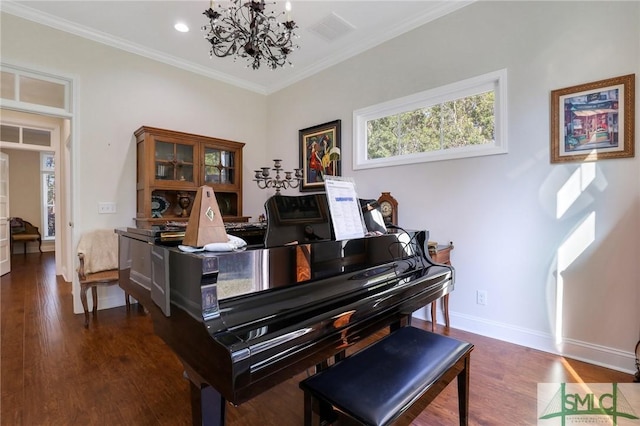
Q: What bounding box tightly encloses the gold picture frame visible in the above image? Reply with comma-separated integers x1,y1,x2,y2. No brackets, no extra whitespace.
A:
550,74,635,163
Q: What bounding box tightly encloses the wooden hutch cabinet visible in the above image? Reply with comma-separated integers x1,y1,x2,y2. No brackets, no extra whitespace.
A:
134,126,248,228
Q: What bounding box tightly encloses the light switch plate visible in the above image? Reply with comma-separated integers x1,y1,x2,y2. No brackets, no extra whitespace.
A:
98,202,117,214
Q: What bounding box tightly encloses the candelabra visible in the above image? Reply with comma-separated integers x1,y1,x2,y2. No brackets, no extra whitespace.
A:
254,159,303,195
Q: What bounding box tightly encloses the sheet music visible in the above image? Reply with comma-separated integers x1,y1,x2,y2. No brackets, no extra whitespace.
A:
324,177,366,241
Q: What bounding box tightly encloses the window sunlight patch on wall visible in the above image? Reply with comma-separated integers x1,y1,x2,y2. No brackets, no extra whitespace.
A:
556,162,596,219
555,211,595,345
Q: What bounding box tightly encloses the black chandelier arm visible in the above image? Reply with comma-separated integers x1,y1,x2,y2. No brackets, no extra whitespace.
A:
261,27,296,64
207,36,238,59
263,27,292,48
258,42,281,64
215,13,251,41
203,21,237,43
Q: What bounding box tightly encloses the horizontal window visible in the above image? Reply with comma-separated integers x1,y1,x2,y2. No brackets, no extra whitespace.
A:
353,69,508,169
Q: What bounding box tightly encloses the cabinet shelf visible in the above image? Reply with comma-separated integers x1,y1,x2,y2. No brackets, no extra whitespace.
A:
134,126,247,228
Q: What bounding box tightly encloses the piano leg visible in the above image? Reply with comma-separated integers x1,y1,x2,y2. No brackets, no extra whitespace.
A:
190,382,226,426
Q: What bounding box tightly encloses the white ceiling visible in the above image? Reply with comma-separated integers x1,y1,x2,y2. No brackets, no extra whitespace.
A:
3,1,471,94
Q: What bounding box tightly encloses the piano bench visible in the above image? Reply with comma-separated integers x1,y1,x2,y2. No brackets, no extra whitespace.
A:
299,327,474,426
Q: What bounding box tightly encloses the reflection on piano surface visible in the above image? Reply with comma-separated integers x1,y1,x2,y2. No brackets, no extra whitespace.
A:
116,194,454,426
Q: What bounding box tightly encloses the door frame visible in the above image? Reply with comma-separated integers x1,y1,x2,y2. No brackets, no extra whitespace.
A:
0,64,77,282
0,111,72,277
0,152,10,276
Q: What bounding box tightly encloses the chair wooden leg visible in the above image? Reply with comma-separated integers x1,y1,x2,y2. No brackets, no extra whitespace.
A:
38,237,42,254
444,294,451,329
431,301,437,331
91,285,98,316
125,293,131,311
80,284,90,328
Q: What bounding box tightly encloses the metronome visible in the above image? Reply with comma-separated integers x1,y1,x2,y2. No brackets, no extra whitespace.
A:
182,186,228,247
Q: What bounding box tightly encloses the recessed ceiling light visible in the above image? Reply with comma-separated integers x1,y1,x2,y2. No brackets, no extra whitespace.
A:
174,22,189,33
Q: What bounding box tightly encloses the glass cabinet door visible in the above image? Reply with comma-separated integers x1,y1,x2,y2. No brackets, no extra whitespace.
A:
155,140,195,183
203,146,235,185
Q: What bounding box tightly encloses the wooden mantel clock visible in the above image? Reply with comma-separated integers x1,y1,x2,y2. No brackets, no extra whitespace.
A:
377,192,398,226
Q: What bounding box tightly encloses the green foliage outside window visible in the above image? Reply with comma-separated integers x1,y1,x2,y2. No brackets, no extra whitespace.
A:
367,91,495,159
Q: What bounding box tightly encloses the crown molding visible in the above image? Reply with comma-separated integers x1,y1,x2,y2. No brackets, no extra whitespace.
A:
1,1,270,95
3,1,473,96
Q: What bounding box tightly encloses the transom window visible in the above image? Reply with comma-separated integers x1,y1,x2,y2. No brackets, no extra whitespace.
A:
353,69,508,169
1,64,71,114
0,124,52,148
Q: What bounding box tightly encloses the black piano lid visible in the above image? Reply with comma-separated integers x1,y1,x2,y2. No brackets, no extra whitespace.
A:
169,231,426,318
189,231,451,344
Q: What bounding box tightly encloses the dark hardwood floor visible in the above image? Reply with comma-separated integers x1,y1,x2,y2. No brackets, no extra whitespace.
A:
1,253,634,425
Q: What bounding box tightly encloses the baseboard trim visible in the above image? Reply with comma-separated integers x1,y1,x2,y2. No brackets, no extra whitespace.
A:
417,310,636,375
73,290,136,315
11,247,54,254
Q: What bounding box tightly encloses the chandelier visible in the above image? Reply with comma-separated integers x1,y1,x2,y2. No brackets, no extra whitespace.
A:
202,1,298,70
254,159,303,195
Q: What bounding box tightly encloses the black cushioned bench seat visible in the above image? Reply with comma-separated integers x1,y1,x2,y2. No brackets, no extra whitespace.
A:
299,326,474,426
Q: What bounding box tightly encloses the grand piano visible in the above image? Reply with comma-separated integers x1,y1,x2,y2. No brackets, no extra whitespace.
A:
116,194,454,425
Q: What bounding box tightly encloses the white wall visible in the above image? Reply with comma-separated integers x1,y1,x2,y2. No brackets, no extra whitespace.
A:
1,13,271,314
267,1,640,373
1,2,638,373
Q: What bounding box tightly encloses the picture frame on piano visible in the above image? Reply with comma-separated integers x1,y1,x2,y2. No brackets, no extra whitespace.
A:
299,119,341,192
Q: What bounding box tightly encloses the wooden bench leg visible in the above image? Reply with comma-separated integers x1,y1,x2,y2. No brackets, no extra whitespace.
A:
457,354,471,426
303,386,313,426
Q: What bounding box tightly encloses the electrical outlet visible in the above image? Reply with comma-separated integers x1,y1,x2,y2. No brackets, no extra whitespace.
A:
98,202,117,214
477,290,487,305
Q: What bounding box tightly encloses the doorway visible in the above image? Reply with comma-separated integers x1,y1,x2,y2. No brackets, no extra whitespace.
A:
0,109,72,280
0,64,75,282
